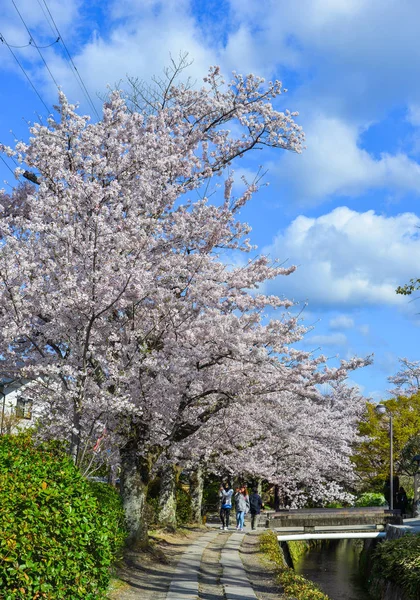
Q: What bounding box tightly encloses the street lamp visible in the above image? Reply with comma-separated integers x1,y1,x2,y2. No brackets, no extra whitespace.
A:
376,404,394,511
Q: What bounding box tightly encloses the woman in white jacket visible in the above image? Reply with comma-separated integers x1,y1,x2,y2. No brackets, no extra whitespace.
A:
219,482,234,530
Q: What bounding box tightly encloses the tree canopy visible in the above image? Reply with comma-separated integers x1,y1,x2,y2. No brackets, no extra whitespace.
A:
352,393,420,490
1,66,368,543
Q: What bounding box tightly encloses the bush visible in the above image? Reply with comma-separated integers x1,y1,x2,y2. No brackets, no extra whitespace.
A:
87,481,126,559
372,534,420,599
259,531,330,600
176,485,192,524
279,570,331,600
0,433,126,599
355,492,387,507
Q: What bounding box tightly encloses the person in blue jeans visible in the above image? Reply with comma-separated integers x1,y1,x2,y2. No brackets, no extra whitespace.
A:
234,486,250,531
219,482,234,530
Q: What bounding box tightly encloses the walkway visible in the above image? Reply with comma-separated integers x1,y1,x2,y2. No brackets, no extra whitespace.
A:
165,529,260,600
386,516,420,540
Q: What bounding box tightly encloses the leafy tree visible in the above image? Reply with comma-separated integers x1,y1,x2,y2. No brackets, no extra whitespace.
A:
396,279,420,296
352,394,420,490
399,434,420,477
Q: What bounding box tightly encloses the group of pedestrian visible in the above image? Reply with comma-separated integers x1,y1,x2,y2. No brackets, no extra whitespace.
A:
219,482,263,531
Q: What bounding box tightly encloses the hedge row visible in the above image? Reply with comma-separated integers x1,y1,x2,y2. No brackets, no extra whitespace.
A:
371,534,420,599
0,434,126,600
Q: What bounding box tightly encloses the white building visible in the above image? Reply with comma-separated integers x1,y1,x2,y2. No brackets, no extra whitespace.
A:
0,378,35,434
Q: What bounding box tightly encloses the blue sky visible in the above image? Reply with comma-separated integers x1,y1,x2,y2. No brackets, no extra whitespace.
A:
1,0,420,400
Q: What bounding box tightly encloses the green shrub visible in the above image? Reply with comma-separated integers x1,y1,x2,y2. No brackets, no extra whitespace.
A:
176,485,192,524
0,433,126,599
355,492,387,507
259,531,330,600
87,481,126,559
279,570,331,600
259,529,287,566
287,540,311,565
372,534,420,599
202,478,221,513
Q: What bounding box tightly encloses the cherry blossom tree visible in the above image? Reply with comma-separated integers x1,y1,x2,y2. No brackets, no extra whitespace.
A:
388,358,420,397
174,381,367,516
0,67,367,545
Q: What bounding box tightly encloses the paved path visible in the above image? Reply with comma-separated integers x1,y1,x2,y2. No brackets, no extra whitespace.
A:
166,531,218,599
221,532,258,600
165,529,259,599
387,517,420,540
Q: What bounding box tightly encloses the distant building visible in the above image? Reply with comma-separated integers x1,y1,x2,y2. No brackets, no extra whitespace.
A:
0,378,35,434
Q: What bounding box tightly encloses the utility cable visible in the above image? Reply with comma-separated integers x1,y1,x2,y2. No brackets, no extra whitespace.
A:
0,154,16,177
11,0,60,89
0,31,50,113
0,34,60,49
35,0,56,37
40,0,100,119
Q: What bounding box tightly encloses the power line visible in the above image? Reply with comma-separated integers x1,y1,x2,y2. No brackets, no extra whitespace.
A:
35,0,56,37
40,0,100,119
11,0,60,89
0,154,16,177
0,31,50,113
0,34,60,49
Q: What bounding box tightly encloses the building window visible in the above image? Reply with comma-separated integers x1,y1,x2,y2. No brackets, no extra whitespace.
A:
16,397,33,419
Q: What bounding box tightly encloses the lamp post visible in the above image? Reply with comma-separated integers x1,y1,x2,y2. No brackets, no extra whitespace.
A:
376,404,394,511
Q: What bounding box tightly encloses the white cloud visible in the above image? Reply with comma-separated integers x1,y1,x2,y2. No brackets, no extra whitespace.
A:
329,315,354,330
302,333,348,347
407,104,420,127
3,0,218,113
274,115,420,205
264,206,420,307
226,0,420,118
358,324,370,336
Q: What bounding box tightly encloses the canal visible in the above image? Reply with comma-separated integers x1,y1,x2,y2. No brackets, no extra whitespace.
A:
293,539,372,600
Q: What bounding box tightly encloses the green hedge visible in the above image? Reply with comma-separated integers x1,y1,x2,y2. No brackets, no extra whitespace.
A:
86,481,127,559
355,492,386,507
0,434,126,599
259,531,330,600
372,534,420,599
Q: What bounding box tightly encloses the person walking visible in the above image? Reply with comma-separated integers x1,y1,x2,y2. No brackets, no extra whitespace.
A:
249,488,263,530
242,486,250,528
234,486,249,531
219,482,234,530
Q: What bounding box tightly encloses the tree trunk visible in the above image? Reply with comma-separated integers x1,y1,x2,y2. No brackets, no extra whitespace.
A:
274,485,280,511
158,461,178,530
189,464,204,523
70,400,81,464
120,438,151,548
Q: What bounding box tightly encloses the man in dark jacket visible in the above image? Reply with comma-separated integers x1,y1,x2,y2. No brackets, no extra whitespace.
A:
249,488,263,530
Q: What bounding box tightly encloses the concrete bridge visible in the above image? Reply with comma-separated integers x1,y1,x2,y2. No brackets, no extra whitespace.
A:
266,507,402,541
